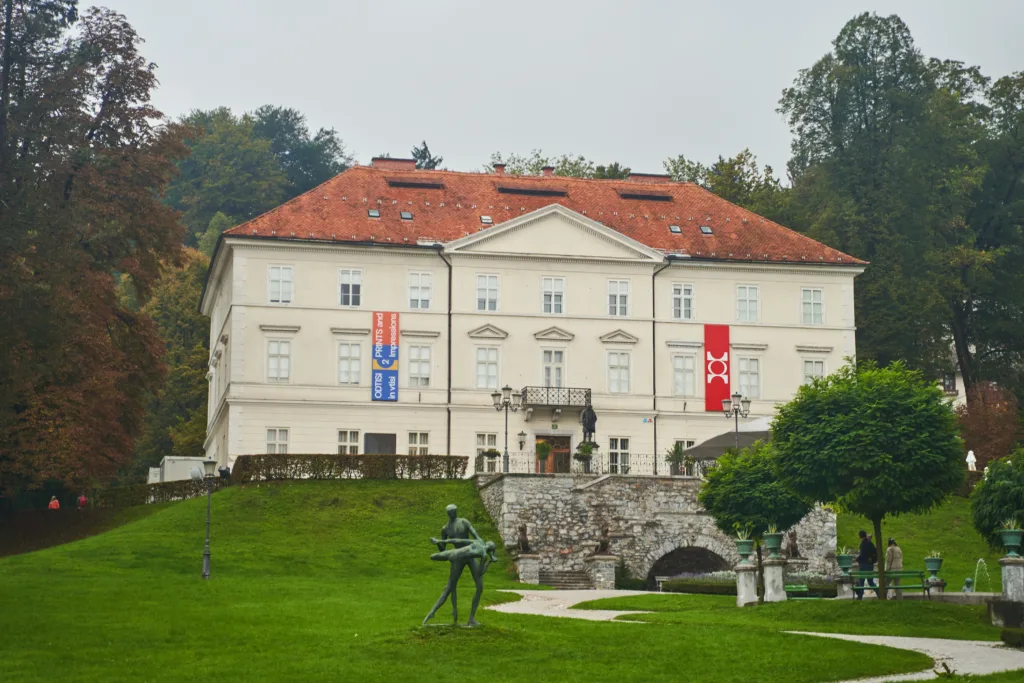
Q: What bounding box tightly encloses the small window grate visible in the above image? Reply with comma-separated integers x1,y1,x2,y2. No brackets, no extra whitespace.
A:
368,209,381,218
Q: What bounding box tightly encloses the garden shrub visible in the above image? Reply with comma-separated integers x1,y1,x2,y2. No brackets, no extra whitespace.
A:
1001,628,1024,648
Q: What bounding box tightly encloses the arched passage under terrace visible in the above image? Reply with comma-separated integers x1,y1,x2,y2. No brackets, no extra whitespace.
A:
645,546,731,588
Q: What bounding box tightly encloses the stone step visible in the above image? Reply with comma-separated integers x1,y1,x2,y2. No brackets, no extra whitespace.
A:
539,570,593,589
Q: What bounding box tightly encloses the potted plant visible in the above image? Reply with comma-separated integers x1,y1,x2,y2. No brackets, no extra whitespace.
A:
763,524,785,559
835,546,855,576
1000,518,1023,557
535,441,552,473
573,441,595,474
665,442,686,475
734,527,755,564
924,550,943,578
483,448,501,460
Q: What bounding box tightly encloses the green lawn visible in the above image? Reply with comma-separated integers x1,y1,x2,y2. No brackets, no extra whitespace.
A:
0,480,986,682
836,496,1003,593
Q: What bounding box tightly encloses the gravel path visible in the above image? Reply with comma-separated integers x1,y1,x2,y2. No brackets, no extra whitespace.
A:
488,590,1024,681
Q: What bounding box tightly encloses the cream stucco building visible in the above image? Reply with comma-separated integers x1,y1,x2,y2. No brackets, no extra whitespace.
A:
199,158,865,474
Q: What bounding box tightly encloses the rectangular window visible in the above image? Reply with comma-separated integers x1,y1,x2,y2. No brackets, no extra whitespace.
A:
338,430,359,455
476,347,498,389
738,357,760,399
339,269,362,307
266,428,288,454
268,266,293,304
803,359,825,384
802,288,824,325
673,354,697,397
542,277,564,314
409,272,432,310
737,285,759,322
608,352,631,393
542,349,564,388
267,340,291,382
608,280,629,316
408,432,429,456
675,439,697,475
477,433,499,473
672,283,694,320
609,437,630,474
942,373,957,394
476,275,498,311
338,343,361,385
409,345,431,387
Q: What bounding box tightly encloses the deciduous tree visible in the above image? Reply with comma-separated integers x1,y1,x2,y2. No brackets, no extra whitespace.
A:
970,451,1024,549
252,105,352,194
957,384,1021,470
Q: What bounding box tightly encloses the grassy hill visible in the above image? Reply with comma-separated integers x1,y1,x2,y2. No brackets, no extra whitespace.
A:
0,480,993,683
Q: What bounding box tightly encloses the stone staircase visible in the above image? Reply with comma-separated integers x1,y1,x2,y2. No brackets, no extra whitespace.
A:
539,570,594,590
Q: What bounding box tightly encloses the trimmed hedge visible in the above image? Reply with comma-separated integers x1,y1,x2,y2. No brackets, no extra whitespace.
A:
1002,628,1024,648
92,478,229,508
660,579,838,598
231,454,469,483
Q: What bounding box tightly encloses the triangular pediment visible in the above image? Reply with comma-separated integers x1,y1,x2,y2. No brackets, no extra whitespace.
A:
445,204,664,262
468,323,509,340
600,329,640,344
534,326,575,341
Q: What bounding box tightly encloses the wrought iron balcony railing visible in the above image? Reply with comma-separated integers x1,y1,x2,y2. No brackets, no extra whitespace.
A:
520,386,592,408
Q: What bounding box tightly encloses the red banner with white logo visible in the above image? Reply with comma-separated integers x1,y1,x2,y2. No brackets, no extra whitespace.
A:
704,324,730,412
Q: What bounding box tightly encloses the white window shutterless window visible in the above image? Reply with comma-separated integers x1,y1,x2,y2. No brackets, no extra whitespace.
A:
268,266,293,304
673,354,697,397
267,340,291,382
737,285,759,322
339,269,362,307
408,432,429,455
608,352,631,393
672,283,694,320
738,357,760,399
675,439,697,475
476,347,498,389
542,277,564,314
802,288,824,325
608,280,629,316
609,437,630,474
338,343,361,385
804,359,825,384
408,345,431,387
476,275,498,311
266,428,288,454
477,433,498,473
409,272,432,309
338,430,359,454
542,349,564,388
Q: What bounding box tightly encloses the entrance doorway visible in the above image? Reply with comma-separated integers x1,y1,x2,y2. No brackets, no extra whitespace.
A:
536,435,571,473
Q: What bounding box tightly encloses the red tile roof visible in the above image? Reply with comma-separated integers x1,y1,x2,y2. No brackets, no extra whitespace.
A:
223,166,865,266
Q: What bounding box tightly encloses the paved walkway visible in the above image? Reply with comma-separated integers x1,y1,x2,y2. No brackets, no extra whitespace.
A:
488,590,1024,681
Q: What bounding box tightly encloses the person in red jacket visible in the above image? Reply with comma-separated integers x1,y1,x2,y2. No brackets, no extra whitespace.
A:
77,493,88,510
47,496,60,510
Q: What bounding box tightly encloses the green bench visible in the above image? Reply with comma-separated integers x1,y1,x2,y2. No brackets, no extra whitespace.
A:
849,570,930,598
785,584,824,600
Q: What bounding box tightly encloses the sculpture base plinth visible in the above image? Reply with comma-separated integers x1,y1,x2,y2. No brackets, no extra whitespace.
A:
763,558,787,603
584,555,618,590
837,576,854,600
1001,556,1024,602
736,563,758,607
517,554,541,584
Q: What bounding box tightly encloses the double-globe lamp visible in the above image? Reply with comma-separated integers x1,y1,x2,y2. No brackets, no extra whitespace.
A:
491,385,522,473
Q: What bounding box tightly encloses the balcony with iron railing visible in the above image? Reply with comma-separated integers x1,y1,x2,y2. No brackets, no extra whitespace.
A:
520,386,592,408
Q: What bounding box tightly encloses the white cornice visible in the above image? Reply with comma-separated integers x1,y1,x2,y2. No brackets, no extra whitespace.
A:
331,327,370,336
732,342,768,351
600,329,640,344
666,340,703,349
468,323,509,340
796,345,834,354
260,324,301,333
534,326,575,341
401,329,442,338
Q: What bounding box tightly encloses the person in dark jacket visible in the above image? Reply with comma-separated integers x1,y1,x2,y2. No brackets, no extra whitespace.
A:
855,529,877,600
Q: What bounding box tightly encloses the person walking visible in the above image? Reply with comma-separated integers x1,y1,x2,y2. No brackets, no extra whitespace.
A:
855,529,877,600
47,496,60,510
885,538,904,599
77,493,88,510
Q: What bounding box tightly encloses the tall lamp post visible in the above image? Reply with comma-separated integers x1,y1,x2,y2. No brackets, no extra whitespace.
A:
491,385,522,473
191,458,217,579
721,392,752,451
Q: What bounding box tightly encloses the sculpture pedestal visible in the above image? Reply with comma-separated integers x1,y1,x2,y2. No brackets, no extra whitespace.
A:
517,554,540,584
837,575,854,600
1001,556,1024,602
736,563,758,607
763,558,787,603
584,555,618,590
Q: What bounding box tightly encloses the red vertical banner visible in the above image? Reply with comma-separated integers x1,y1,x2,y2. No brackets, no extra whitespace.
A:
704,324,730,412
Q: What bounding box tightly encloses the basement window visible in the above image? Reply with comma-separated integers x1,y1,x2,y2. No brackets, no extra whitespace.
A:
400,211,413,221
669,225,681,234
480,215,493,225
368,209,381,218
699,225,713,235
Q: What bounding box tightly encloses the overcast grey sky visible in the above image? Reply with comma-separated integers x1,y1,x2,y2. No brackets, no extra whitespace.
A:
105,0,1023,178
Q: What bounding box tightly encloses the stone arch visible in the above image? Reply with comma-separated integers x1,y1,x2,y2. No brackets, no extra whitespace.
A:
638,532,738,581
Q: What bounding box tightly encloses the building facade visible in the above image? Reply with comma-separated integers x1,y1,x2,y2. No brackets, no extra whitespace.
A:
200,159,864,473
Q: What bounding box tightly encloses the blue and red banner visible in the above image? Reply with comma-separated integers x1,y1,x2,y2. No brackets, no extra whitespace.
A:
704,324,730,411
372,311,399,402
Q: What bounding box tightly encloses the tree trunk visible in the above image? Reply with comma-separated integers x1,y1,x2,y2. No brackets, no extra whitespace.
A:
756,542,765,601
872,517,886,601
950,298,977,394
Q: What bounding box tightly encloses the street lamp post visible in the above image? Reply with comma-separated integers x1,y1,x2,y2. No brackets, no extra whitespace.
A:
721,392,752,451
200,458,216,579
491,385,522,473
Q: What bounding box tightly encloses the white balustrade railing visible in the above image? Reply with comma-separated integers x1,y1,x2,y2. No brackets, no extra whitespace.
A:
473,452,717,477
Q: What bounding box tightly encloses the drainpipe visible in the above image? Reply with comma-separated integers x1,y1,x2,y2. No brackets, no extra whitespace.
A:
437,246,453,455
651,257,673,475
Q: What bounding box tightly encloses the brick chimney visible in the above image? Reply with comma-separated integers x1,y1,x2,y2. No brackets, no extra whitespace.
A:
627,172,672,184
493,163,506,175
541,165,555,177
371,157,417,171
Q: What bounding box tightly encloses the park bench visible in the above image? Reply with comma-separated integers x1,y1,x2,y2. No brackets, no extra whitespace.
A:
785,584,825,600
849,570,930,599
655,576,671,592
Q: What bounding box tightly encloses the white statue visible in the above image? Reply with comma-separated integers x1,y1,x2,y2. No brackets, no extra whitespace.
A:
966,450,977,472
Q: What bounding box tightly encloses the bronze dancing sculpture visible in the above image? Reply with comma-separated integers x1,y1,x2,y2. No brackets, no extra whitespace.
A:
423,504,498,627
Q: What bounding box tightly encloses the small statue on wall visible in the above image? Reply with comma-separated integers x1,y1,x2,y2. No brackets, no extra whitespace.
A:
786,529,800,559
580,404,598,444
517,524,530,553
593,527,611,555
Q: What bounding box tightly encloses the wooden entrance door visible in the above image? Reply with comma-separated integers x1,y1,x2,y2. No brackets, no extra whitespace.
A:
537,436,572,473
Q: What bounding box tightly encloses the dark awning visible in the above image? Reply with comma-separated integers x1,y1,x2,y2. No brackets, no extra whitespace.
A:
684,430,771,461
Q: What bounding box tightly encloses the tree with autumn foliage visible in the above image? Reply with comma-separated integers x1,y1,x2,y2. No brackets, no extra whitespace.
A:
957,383,1021,471
0,2,187,496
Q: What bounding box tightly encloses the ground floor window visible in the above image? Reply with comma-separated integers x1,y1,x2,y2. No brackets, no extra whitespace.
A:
338,430,359,455
408,432,429,455
477,433,498,472
266,428,289,454
674,439,696,475
609,437,630,474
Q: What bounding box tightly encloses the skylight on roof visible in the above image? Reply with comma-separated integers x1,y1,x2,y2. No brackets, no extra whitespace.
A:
480,215,493,225
400,211,413,220
669,225,681,234
368,209,381,218
699,225,713,235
